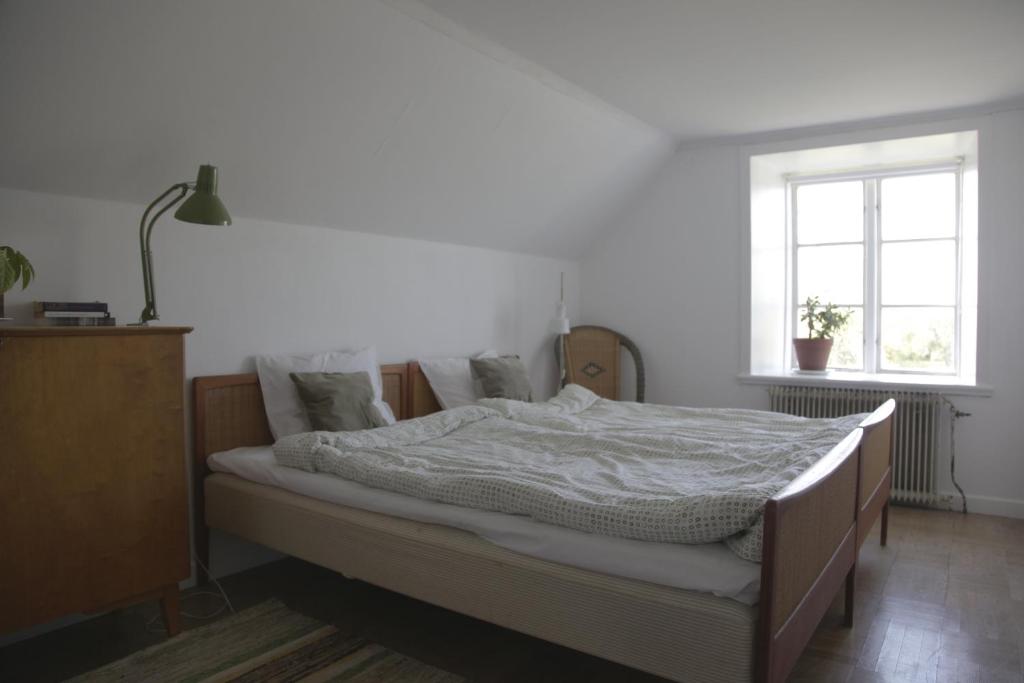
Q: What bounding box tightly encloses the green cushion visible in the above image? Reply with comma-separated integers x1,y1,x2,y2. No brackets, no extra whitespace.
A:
289,371,388,432
470,356,534,402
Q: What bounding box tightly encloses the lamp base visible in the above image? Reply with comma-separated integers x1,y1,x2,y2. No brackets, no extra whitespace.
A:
137,305,158,326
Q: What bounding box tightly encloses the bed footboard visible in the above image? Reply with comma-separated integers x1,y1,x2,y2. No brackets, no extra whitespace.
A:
857,400,895,548
756,429,862,683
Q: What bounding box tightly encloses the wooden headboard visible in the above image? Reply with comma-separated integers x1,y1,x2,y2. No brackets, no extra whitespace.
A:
192,363,409,465
193,362,449,470
191,362,418,581
407,361,442,418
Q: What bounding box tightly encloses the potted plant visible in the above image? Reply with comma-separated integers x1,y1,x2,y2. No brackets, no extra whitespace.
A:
793,296,851,371
0,246,36,320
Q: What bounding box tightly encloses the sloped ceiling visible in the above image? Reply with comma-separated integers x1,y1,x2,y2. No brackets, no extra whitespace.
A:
0,0,672,258
418,0,1024,139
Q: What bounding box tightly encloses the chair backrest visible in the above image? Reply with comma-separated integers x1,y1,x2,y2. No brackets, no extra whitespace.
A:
560,325,645,402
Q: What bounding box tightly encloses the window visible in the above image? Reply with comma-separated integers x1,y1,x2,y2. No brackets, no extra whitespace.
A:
747,130,979,386
790,166,961,375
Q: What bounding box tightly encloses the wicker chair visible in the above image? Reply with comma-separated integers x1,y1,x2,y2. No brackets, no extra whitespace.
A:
555,325,645,402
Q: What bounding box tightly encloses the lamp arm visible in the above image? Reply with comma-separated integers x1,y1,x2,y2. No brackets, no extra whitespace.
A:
138,183,189,323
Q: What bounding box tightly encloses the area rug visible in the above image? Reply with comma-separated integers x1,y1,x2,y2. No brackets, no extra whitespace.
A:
69,599,465,682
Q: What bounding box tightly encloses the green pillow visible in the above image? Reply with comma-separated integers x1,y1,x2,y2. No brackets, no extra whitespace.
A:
289,371,388,432
470,356,534,402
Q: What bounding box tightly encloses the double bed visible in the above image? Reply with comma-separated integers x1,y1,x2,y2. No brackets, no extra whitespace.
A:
193,362,894,682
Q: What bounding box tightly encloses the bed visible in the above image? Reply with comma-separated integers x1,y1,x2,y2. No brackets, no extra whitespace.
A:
193,363,894,682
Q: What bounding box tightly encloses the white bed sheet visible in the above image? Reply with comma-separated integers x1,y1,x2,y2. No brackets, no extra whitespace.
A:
208,446,762,604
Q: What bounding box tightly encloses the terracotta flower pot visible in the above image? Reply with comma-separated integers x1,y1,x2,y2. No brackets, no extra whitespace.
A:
793,338,833,371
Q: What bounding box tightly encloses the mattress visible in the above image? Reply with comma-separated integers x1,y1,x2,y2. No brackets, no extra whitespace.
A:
209,446,761,604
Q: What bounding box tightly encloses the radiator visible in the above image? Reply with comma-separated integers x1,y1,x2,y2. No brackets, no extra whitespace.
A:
768,385,944,506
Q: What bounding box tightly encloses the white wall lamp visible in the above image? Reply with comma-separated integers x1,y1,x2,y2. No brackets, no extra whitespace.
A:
550,272,571,386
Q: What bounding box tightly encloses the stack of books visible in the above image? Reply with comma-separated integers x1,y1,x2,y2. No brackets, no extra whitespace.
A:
33,301,116,326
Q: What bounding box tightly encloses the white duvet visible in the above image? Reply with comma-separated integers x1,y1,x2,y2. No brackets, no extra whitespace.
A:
275,386,864,561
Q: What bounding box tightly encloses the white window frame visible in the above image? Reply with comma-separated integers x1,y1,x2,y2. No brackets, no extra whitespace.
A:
785,160,964,377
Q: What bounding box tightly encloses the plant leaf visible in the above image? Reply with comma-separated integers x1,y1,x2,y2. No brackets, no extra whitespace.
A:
0,250,15,293
0,247,36,292
17,250,33,289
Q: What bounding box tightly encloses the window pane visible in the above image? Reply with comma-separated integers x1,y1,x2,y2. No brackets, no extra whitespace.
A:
881,173,956,240
881,307,955,373
796,181,863,244
881,240,956,305
796,306,863,370
797,244,863,305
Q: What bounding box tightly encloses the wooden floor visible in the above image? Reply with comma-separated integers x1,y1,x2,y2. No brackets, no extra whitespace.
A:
1,506,1022,682
793,507,1024,683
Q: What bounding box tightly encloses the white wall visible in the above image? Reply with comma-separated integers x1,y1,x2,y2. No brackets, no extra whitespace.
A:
582,106,1024,518
0,186,580,580
0,0,664,642
1,189,578,386
0,0,671,258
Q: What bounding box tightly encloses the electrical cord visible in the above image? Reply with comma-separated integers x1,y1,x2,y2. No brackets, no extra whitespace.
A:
193,554,236,616
939,395,970,514
145,555,237,633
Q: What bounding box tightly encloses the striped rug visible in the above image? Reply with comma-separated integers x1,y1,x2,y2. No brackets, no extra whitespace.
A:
70,599,465,682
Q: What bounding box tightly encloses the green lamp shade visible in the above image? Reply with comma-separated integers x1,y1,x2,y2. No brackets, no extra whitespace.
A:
174,164,232,225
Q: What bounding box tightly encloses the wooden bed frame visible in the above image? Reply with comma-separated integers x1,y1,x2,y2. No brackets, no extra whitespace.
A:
192,363,894,683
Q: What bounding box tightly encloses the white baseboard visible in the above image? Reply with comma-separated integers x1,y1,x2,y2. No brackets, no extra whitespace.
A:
937,490,1024,519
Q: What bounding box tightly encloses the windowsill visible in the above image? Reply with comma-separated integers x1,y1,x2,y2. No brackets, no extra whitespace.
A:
738,371,993,397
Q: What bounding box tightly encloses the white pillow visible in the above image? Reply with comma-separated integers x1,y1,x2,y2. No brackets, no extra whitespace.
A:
255,346,396,440
418,350,498,409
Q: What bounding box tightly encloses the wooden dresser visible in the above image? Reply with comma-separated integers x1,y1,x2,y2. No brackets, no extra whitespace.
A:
0,326,191,637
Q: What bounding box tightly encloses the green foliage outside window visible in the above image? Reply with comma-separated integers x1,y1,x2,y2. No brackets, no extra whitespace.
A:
884,325,953,370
